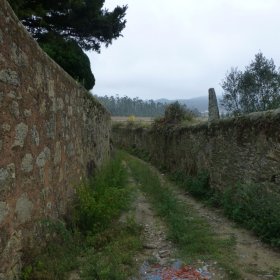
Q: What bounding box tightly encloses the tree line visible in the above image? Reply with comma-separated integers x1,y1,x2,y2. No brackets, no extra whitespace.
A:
221,52,280,116
96,95,167,117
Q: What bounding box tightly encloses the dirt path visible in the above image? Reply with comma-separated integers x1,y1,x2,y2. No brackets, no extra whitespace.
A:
154,170,280,280
123,174,223,280
70,160,280,280
174,189,280,280
136,160,280,280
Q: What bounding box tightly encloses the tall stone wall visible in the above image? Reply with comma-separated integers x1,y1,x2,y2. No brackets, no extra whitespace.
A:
113,109,280,191
0,1,111,278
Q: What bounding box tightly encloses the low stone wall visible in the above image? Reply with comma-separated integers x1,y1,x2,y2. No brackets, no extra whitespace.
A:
113,109,280,191
0,1,111,278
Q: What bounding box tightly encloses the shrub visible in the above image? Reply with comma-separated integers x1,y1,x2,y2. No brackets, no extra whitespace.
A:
74,151,129,233
223,184,280,246
153,102,195,126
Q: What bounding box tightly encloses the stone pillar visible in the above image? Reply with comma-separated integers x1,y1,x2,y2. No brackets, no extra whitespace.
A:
208,88,220,124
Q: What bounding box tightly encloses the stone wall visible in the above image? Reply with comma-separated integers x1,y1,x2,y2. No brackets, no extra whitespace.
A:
0,1,111,278
113,109,280,191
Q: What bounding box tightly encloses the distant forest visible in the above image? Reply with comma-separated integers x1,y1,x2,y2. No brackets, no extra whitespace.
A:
96,95,167,117
96,95,202,117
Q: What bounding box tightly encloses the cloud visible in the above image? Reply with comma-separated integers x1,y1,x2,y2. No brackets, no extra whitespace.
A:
88,0,280,99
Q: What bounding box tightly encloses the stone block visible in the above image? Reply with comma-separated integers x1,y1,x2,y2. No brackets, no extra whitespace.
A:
21,154,33,173
0,164,15,193
208,88,220,124
10,101,19,118
2,123,11,132
54,142,61,165
15,194,33,224
36,147,51,168
0,69,20,86
13,122,28,147
31,125,39,146
0,202,8,224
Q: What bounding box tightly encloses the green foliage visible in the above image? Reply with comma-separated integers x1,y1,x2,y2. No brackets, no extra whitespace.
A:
171,170,280,247
20,151,141,280
8,0,127,90
164,101,191,123
8,0,127,52
221,52,280,115
81,218,142,279
153,101,195,126
39,33,95,90
223,184,280,246
74,151,129,233
21,220,81,280
171,171,212,199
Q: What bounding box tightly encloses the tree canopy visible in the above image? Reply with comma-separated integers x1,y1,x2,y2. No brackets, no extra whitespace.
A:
39,33,95,89
9,0,127,52
221,53,280,116
9,0,127,90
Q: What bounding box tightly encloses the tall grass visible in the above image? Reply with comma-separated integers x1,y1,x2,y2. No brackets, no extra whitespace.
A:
171,170,280,247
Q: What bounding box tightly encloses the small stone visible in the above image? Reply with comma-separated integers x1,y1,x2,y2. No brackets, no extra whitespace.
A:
66,142,75,157
7,91,16,99
40,100,46,114
31,125,39,146
2,123,11,132
21,154,33,173
0,69,20,86
36,147,51,168
68,106,73,116
143,243,157,249
10,101,19,118
0,164,15,193
13,122,28,147
24,109,32,117
15,194,33,224
54,142,61,165
159,250,170,258
0,202,8,224
56,97,64,110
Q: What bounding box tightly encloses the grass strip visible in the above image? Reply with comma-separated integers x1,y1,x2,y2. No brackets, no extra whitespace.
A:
126,154,241,279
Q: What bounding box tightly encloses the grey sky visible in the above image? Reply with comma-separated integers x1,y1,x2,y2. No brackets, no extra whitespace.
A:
88,0,280,100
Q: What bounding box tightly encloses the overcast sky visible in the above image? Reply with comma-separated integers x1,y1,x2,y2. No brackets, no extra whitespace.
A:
88,0,280,100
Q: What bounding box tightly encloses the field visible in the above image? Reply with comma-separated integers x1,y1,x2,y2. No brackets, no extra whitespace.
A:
111,116,154,123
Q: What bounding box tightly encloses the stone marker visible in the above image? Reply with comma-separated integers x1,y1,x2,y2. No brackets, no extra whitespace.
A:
208,88,220,124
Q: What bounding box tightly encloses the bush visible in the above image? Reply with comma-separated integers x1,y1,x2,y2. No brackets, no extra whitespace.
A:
223,184,280,246
153,102,195,126
170,171,212,199
74,152,129,233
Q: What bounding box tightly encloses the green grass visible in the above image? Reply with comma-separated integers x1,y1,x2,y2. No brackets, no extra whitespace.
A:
21,151,142,280
80,216,142,279
125,154,241,279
